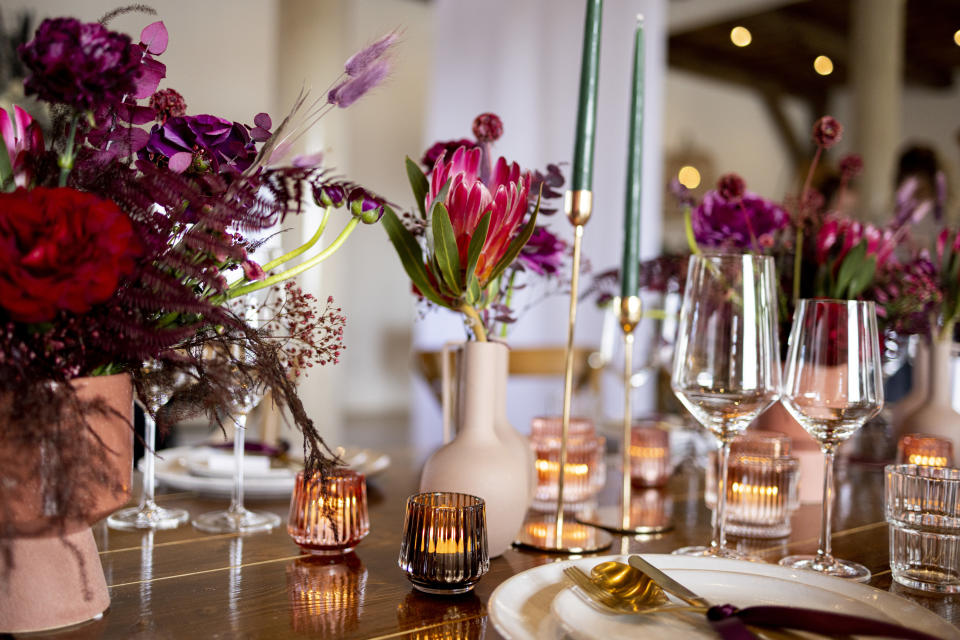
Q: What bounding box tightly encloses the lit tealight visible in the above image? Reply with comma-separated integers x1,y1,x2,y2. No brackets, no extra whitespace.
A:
814,55,834,76
678,165,701,189
730,26,752,47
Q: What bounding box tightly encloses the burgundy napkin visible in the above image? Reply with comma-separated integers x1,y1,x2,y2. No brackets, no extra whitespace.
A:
707,604,944,640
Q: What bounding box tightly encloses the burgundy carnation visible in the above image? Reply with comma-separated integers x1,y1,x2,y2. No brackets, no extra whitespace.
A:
421,139,475,168
692,189,790,249
0,187,141,322
19,18,143,111
472,113,503,143
716,173,745,202
812,116,842,149
150,88,187,123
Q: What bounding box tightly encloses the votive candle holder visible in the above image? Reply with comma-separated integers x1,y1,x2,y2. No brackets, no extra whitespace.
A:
287,469,369,555
398,492,489,594
707,431,799,538
529,416,605,505
630,424,670,487
897,434,954,468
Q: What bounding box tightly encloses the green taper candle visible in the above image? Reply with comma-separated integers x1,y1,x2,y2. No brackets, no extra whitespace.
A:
571,0,603,192
621,15,644,298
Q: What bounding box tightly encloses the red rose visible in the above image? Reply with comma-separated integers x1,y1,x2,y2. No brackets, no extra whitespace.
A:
0,187,140,322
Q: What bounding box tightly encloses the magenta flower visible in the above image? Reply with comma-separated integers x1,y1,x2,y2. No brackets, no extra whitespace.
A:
19,18,144,111
145,114,264,176
519,226,566,275
691,189,789,249
421,139,475,168
427,146,530,283
816,218,894,268
0,106,44,187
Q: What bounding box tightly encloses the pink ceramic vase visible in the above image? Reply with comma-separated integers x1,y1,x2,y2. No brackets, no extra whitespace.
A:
0,373,133,633
420,341,530,556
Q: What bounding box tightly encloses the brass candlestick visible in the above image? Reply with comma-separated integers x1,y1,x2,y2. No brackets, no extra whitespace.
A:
514,190,612,554
577,295,674,535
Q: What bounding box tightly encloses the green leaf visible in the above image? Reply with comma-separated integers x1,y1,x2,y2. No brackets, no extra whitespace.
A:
381,206,448,307
846,255,877,299
0,133,13,192
833,240,867,299
428,178,451,224
485,185,542,285
405,156,430,219
466,272,482,306
464,212,491,283
432,203,462,296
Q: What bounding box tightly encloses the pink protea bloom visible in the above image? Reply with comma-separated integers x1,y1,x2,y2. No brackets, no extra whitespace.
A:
426,146,530,284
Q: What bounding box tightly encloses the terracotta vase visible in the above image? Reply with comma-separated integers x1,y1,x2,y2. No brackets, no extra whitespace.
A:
0,373,133,634
421,341,530,557
899,338,960,452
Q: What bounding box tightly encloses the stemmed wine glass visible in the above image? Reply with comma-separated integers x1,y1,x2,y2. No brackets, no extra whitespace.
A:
670,253,780,558
107,362,190,530
779,299,883,581
192,301,282,534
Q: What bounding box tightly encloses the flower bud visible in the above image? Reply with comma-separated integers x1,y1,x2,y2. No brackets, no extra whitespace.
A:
348,188,384,224
812,116,842,148
314,184,345,208
472,112,503,143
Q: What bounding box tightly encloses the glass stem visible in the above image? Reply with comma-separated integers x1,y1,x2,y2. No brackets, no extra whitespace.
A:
816,445,837,565
713,439,732,552
140,408,158,509
230,415,247,514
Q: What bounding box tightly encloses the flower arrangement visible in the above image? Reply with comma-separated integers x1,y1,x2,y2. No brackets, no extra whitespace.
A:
382,113,569,340
667,116,942,345
0,9,395,534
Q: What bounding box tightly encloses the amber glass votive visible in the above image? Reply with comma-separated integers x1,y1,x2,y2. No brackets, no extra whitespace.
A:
287,469,369,554
530,416,605,505
897,434,954,468
286,553,366,635
630,425,670,487
398,492,489,594
706,431,798,538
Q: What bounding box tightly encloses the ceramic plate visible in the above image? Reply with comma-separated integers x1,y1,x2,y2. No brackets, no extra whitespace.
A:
149,445,390,498
488,554,960,640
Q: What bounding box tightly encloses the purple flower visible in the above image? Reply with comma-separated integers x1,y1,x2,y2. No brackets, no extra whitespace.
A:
348,188,384,224
421,139,476,168
692,190,789,249
344,30,399,77
19,18,144,111
314,184,346,208
668,177,696,208
145,114,260,176
518,226,566,275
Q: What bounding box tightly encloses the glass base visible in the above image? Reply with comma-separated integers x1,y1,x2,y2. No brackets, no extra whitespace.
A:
671,544,761,562
192,507,281,534
107,503,190,531
779,555,871,582
410,580,477,595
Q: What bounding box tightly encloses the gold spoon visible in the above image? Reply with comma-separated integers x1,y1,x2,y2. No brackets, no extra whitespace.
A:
590,561,671,609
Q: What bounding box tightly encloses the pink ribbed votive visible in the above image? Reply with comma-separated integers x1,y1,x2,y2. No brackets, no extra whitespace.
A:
897,433,954,468
287,469,369,554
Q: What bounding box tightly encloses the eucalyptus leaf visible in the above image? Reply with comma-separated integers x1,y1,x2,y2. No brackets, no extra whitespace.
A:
846,255,877,299
382,206,447,307
834,240,867,299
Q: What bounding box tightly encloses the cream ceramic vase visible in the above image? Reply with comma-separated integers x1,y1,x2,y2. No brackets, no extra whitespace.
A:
899,338,960,451
421,341,530,557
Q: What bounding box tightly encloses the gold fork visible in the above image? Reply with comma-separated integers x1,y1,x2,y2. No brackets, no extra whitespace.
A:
562,566,703,616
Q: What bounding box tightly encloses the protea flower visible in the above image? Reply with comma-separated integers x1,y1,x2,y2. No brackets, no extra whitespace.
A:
382,145,540,342
426,146,531,284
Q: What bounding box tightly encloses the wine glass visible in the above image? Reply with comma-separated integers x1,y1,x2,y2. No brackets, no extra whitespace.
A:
670,253,780,558
192,301,282,534
107,362,190,530
778,299,883,581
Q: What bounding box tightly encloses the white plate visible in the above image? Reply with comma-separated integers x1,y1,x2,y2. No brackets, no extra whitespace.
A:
149,446,390,499
488,554,960,640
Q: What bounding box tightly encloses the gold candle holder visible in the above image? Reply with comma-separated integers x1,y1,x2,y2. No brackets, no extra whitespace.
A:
514,190,612,554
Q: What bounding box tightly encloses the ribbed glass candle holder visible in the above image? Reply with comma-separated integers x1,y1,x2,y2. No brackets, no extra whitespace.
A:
885,464,960,593
287,469,369,555
897,434,954,468
630,425,670,487
398,492,489,594
531,434,605,505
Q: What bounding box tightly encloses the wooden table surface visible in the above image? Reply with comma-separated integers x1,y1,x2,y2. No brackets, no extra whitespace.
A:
25,424,960,640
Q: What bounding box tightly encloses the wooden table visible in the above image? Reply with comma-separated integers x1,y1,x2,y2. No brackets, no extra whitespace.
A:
27,423,960,639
